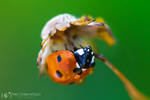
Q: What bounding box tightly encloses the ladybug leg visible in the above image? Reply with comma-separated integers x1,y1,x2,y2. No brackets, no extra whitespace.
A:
73,68,82,75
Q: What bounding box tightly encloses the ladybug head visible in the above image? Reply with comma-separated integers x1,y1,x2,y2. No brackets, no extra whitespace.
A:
73,46,95,75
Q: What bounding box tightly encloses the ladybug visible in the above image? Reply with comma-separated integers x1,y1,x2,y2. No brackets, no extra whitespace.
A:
37,14,115,76
46,46,95,84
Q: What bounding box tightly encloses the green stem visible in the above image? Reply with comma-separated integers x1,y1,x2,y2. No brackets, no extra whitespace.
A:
95,54,149,100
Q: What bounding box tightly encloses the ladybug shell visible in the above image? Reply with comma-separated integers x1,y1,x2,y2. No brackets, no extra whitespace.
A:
46,50,92,84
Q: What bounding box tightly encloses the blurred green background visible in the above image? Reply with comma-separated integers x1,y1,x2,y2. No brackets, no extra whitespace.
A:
0,0,150,100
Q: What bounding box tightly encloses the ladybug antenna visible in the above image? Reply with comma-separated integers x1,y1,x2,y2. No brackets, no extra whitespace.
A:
67,39,78,51
64,43,68,50
79,45,84,48
87,45,92,48
94,53,148,100
73,46,78,51
70,42,78,51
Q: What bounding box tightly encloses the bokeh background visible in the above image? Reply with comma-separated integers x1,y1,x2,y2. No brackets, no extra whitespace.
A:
0,0,150,100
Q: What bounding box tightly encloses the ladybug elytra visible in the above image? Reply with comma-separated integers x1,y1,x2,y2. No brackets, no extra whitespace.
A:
46,46,95,84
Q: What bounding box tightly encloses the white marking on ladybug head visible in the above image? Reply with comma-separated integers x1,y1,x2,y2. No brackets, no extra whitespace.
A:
77,49,84,55
91,56,95,64
82,68,86,71
76,63,80,68
87,49,90,52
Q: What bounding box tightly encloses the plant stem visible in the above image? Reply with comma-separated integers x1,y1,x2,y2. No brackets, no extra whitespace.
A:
95,54,149,100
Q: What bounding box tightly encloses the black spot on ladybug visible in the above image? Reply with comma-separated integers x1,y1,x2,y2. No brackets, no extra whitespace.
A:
57,55,62,62
56,70,63,78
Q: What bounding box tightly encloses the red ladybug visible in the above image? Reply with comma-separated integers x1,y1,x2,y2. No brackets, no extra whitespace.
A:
46,46,95,84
